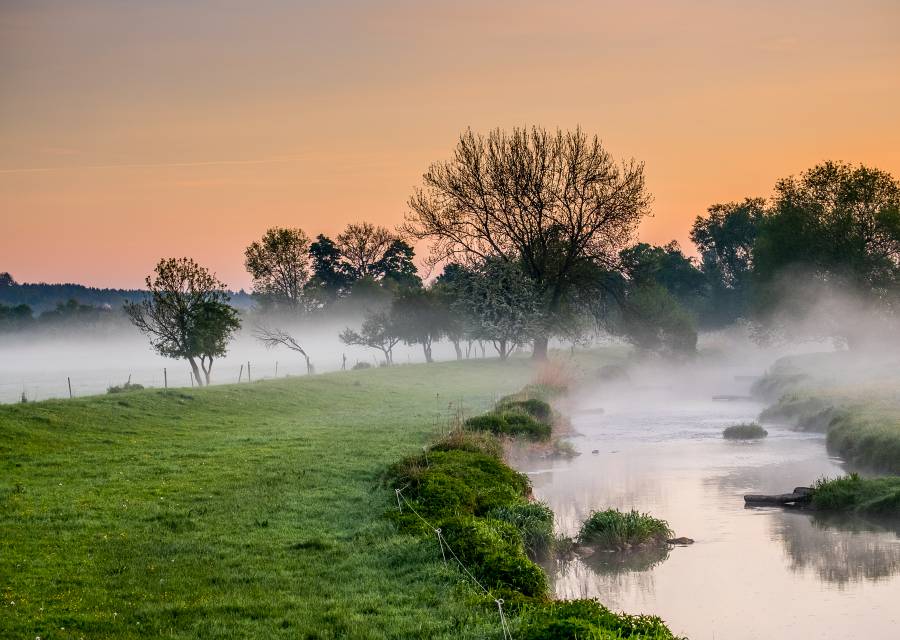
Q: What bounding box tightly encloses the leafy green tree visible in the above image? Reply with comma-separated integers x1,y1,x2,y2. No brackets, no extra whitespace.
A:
0,273,15,288
619,241,706,309
375,239,422,290
456,258,539,360
433,263,473,359
306,234,355,308
390,288,444,362
616,283,697,357
244,227,311,309
405,126,651,359
690,198,765,325
126,258,241,386
339,309,401,365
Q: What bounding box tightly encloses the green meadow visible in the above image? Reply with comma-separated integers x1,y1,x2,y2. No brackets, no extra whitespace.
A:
1,360,540,640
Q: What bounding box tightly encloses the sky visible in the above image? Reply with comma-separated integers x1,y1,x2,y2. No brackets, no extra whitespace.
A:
2,0,899,289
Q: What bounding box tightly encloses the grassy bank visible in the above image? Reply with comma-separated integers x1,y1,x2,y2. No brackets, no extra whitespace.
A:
812,474,900,513
1,359,541,639
754,353,900,474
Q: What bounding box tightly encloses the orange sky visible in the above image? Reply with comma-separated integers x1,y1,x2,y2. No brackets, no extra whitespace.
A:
2,0,899,289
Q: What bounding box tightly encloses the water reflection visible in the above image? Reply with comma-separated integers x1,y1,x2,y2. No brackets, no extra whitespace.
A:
773,511,900,585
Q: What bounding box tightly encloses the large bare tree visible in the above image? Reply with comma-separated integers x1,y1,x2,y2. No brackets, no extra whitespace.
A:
336,222,396,278
404,126,651,358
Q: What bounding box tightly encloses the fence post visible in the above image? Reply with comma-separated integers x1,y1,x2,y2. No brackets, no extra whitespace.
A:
238,364,243,383
247,361,251,383
164,368,168,390
275,361,278,377
67,377,73,399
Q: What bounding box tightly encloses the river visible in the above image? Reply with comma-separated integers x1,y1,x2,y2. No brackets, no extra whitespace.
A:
518,364,900,639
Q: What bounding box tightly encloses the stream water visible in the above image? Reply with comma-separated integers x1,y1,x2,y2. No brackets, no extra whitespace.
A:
519,368,900,640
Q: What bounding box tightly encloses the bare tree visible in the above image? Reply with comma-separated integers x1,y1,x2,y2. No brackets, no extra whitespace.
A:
126,258,240,386
244,227,311,309
404,126,651,359
337,222,396,278
255,326,314,374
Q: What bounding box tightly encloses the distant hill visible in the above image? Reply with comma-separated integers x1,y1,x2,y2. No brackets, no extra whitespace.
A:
0,273,255,314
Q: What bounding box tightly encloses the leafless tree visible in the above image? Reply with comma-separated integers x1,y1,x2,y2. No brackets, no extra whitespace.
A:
337,222,396,278
255,326,314,374
404,126,651,359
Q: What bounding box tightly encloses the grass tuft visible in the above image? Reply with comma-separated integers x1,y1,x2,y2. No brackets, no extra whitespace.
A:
812,473,900,514
517,598,684,640
722,422,768,439
577,509,672,550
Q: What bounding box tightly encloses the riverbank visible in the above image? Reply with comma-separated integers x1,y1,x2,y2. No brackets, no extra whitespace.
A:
754,352,900,474
2,359,545,639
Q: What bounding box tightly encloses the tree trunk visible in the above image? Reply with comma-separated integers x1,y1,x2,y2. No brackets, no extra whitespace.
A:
532,335,549,360
496,339,509,361
187,357,204,387
452,339,462,360
422,340,433,363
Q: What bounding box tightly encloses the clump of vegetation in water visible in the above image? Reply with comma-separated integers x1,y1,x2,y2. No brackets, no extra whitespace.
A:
488,501,555,558
723,422,768,439
517,598,683,640
429,428,503,458
577,509,672,551
107,381,145,394
465,411,551,441
812,473,900,513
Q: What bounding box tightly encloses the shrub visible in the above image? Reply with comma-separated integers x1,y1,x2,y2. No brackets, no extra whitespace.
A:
351,361,372,370
517,598,681,640
722,423,768,439
488,502,555,558
577,509,672,550
496,397,553,423
465,411,551,441
430,429,503,459
107,381,145,394
387,450,530,522
439,516,548,599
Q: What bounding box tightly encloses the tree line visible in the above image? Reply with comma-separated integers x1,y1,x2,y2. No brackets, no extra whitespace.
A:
6,127,899,381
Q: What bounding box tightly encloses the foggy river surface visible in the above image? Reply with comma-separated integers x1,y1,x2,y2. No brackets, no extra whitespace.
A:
520,381,900,640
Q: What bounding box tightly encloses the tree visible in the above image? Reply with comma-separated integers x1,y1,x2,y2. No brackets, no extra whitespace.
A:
306,234,355,307
690,198,765,325
337,222,396,279
375,239,422,290
255,326,314,374
755,162,900,292
615,283,697,357
433,263,473,359
339,309,401,365
405,126,651,359
0,273,15,288
390,288,444,363
0,303,33,331
456,258,539,361
126,258,240,386
244,227,311,309
619,241,706,309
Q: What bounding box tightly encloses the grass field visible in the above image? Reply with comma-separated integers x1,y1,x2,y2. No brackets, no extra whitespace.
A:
1,359,546,639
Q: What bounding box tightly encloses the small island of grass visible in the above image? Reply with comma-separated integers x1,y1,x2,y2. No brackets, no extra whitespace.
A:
577,508,672,551
723,422,768,439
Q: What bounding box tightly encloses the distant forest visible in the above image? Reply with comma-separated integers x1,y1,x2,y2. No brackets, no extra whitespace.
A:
0,272,254,334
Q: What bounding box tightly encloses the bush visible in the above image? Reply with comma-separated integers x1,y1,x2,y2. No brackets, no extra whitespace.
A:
488,502,555,558
387,450,530,522
430,429,503,459
722,423,768,439
107,381,145,394
465,411,551,441
496,397,553,423
532,360,574,394
351,361,372,370
577,509,672,550
439,516,548,599
812,473,900,513
826,412,900,474
518,599,681,640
